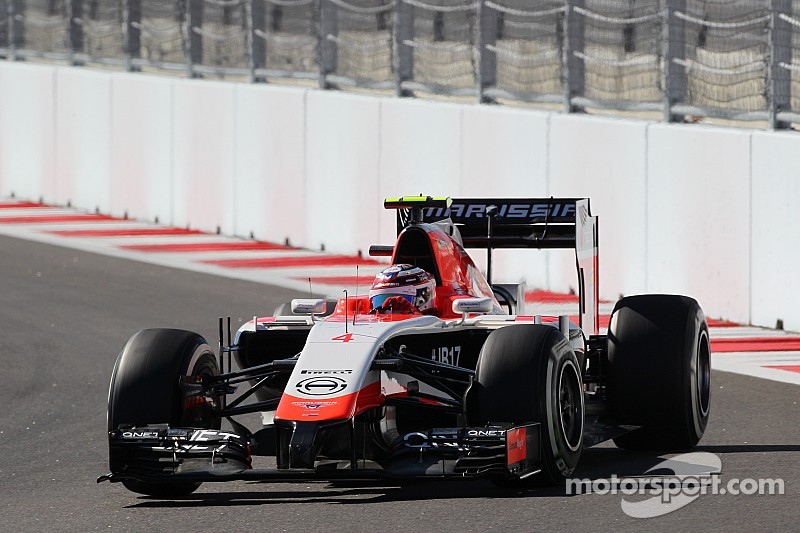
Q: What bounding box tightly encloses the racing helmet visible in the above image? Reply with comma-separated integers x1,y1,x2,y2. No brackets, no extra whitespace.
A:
369,264,436,313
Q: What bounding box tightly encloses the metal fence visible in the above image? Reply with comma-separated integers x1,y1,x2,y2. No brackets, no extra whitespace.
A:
1,0,799,128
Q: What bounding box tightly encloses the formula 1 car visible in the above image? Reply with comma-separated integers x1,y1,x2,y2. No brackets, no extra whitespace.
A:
100,196,711,497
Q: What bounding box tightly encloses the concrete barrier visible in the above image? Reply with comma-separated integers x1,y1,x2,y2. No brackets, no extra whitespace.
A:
647,124,752,323
3,60,800,327
54,68,112,211
751,131,800,331
171,79,236,234
460,105,551,290
0,62,56,201
305,90,382,254
377,98,464,245
233,84,308,246
548,114,651,298
109,73,174,222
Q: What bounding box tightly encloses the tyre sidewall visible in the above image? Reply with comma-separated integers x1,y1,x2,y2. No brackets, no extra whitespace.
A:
540,335,583,481
682,303,710,444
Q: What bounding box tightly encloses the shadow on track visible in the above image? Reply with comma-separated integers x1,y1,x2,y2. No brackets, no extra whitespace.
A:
697,444,800,454
124,447,678,509
125,444,799,508
126,480,569,509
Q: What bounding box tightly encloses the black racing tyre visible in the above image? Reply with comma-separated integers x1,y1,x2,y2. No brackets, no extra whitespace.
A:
472,325,584,485
107,329,220,497
607,295,711,450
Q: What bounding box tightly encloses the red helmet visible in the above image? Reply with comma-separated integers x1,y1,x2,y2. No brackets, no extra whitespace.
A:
369,264,436,313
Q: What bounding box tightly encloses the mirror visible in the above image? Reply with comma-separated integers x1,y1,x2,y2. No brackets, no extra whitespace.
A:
291,299,327,315
452,297,494,316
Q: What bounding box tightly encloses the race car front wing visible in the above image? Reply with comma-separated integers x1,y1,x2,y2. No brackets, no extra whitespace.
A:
99,422,542,484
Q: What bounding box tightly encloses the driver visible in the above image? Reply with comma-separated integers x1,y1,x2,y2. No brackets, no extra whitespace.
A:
369,264,436,315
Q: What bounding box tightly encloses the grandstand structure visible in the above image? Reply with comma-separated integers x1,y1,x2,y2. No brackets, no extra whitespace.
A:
1,0,799,128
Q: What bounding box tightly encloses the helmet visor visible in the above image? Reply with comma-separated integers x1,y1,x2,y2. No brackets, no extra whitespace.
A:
370,293,415,309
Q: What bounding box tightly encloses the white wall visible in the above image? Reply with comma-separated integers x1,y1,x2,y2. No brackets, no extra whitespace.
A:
109,74,174,222
548,114,650,299
54,68,112,210
377,98,464,245
2,61,799,328
171,80,236,234
306,91,381,254
233,84,307,245
646,125,752,322
0,62,55,201
460,106,551,289
750,132,800,331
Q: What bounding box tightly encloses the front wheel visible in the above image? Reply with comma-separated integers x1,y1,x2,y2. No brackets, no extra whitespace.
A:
107,329,220,497
471,325,584,485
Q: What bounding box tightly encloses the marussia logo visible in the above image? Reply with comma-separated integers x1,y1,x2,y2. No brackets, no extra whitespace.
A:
300,369,353,375
426,202,576,220
290,401,338,409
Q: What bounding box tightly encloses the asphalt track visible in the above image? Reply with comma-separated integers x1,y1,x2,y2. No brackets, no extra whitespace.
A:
1,234,798,532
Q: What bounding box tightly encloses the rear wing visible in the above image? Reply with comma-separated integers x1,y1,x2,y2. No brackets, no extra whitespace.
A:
381,196,600,335
411,198,582,249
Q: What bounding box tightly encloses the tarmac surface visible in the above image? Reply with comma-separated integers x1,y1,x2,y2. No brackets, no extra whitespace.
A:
0,234,798,531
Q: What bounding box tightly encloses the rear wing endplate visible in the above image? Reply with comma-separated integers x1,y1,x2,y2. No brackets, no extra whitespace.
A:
575,199,599,335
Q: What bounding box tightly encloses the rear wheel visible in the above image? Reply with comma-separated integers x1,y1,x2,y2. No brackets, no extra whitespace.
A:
472,325,584,485
607,295,711,450
107,329,220,497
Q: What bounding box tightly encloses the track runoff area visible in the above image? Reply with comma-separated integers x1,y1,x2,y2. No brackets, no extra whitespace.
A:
0,198,798,387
